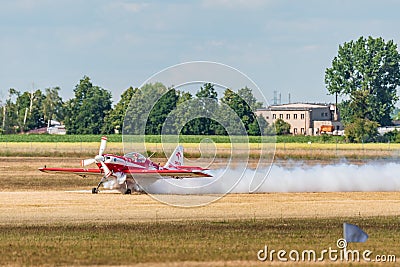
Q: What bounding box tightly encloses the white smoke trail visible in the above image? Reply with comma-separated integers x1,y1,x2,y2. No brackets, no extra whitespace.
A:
138,162,400,194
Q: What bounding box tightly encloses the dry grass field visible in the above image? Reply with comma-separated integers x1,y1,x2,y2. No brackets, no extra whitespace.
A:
1,141,400,159
1,156,400,266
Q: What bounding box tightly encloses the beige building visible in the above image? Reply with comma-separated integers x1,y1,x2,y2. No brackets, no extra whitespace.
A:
255,103,344,135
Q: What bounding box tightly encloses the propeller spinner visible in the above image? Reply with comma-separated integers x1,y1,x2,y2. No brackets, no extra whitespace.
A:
81,136,112,177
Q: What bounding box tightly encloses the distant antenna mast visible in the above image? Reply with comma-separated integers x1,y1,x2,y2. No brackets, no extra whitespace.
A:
273,90,277,105
279,93,281,105
288,93,291,104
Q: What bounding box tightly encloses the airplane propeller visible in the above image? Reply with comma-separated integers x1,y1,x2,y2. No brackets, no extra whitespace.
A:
81,136,112,177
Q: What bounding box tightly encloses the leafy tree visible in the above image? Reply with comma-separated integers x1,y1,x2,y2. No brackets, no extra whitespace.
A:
1,88,19,133
16,89,46,131
15,91,30,131
123,83,176,135
146,88,179,135
64,76,112,134
42,87,64,125
177,91,192,105
221,87,261,134
325,36,400,126
195,82,218,99
248,115,271,136
102,86,137,134
166,90,194,135
274,118,291,135
237,86,263,111
166,84,238,135
189,83,219,135
344,118,379,143
382,129,398,143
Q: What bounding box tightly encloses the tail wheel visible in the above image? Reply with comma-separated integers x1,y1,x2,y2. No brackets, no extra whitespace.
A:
92,188,99,194
124,189,132,195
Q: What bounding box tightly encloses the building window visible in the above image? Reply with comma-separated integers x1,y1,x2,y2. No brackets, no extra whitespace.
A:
325,112,328,117
321,112,324,117
301,128,305,134
286,114,290,119
266,116,269,119
301,114,305,119
294,114,298,119
279,114,283,119
273,114,276,119
293,128,298,134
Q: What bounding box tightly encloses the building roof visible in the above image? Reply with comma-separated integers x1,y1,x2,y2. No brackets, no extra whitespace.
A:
257,103,332,111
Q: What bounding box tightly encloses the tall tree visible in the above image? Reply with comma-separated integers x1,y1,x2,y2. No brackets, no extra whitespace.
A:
122,83,174,135
221,87,262,134
237,86,263,111
102,86,137,134
1,88,19,133
15,91,30,131
166,91,194,135
146,88,179,135
325,36,400,126
17,89,46,131
190,83,219,135
64,76,112,134
42,87,64,125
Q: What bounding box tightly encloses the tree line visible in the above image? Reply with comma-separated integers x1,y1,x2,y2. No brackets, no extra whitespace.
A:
0,76,275,136
2,36,400,142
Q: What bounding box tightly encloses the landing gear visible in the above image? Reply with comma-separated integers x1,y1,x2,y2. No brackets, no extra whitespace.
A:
124,188,132,195
123,180,131,195
92,176,107,194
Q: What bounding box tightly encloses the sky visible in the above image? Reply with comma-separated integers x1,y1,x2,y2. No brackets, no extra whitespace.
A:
1,0,400,106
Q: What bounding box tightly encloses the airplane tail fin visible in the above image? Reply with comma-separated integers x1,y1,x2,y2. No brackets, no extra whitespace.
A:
165,145,184,169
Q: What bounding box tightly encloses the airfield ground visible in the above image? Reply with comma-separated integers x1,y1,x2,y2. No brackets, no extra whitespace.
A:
1,191,400,225
1,156,400,266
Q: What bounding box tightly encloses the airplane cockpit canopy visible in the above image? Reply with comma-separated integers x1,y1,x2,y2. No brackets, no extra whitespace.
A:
124,152,146,163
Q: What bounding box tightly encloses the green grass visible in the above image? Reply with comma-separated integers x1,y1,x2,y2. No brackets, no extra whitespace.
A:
0,134,348,143
0,134,123,143
0,217,398,266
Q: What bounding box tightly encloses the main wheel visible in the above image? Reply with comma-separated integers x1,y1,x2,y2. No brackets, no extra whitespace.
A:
92,188,99,194
124,189,132,195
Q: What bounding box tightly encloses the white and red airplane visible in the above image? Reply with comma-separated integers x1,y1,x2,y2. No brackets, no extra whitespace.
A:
39,136,212,194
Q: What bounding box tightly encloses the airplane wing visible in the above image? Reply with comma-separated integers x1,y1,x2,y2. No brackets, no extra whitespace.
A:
122,169,212,178
38,167,212,178
39,167,102,176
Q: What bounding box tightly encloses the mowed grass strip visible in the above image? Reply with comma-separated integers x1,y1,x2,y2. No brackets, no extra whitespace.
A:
1,141,399,159
0,217,399,266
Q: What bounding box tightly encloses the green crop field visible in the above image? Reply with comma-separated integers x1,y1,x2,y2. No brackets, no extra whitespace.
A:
0,134,348,143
